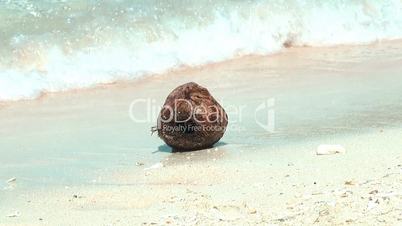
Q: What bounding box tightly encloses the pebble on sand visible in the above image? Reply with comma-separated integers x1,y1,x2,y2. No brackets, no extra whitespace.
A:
249,208,257,214
6,177,16,183
6,211,20,218
316,145,346,155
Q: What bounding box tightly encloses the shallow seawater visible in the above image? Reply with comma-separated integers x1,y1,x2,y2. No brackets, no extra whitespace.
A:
219,44,402,147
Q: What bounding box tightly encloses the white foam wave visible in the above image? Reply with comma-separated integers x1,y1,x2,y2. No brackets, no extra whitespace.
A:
1,0,402,101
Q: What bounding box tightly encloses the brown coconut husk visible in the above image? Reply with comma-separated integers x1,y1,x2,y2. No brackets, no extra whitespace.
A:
154,82,228,151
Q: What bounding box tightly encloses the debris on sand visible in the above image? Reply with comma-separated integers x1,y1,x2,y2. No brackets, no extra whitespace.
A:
249,208,257,214
6,211,20,218
6,177,16,183
345,180,356,186
316,145,346,155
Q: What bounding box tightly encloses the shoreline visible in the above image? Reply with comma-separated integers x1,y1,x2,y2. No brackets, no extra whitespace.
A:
2,38,402,106
1,40,402,225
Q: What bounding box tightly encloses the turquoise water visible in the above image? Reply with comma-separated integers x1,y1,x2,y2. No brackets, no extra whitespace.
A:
1,0,402,100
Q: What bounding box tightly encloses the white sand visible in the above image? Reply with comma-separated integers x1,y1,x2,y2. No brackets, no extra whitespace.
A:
2,129,402,225
1,41,402,225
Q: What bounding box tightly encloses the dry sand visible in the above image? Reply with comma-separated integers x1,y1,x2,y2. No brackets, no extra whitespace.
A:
2,129,402,225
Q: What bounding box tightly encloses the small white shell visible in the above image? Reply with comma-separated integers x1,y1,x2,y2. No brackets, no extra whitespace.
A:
144,162,164,171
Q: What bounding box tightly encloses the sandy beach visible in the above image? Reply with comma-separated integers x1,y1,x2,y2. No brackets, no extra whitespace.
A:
1,41,402,225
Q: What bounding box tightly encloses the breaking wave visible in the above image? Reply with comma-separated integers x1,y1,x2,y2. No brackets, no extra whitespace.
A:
1,0,402,100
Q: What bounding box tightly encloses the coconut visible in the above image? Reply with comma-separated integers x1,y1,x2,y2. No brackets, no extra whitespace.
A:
155,82,228,151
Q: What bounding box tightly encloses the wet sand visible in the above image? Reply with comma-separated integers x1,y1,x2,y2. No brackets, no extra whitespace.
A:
1,41,402,225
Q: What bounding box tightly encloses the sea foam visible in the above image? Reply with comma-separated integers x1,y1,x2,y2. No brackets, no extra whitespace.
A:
1,0,402,101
